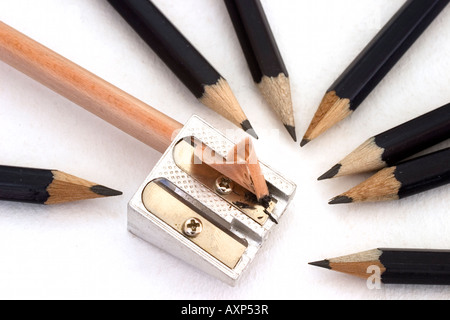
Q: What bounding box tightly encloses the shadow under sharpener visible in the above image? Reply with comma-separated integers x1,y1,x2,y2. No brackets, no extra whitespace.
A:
128,116,297,286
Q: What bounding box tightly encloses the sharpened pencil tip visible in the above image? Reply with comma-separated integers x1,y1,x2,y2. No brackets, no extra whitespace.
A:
318,164,342,181
284,125,297,142
300,138,310,147
329,195,353,205
90,185,123,197
308,260,331,270
241,120,259,139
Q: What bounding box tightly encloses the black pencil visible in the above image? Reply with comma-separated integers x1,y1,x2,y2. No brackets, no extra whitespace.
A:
301,0,449,147
0,165,122,205
309,248,450,285
107,0,257,139
224,0,296,141
319,103,450,180
329,147,450,204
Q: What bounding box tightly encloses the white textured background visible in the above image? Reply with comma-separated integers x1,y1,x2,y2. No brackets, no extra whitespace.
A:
0,0,449,300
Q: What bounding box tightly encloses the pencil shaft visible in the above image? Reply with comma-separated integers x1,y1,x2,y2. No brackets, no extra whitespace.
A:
376,103,450,165
224,0,287,82
223,0,262,83
0,21,182,153
0,166,53,204
107,0,221,98
395,147,450,199
330,0,448,109
379,249,450,285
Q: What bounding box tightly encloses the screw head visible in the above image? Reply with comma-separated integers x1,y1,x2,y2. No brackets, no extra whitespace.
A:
215,176,233,195
182,218,203,238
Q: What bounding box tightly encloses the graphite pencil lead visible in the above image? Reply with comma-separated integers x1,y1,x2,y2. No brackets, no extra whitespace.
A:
318,164,342,181
284,125,297,142
241,120,259,140
308,260,331,270
328,195,353,205
300,139,310,148
90,185,123,197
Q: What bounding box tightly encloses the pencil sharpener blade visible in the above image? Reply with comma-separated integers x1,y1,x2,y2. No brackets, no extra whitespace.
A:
128,116,296,286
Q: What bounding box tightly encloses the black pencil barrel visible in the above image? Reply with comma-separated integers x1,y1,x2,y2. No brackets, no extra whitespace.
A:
0,165,53,204
107,0,222,98
376,103,450,165
224,0,288,82
224,0,262,83
379,249,450,285
330,0,449,110
395,147,450,199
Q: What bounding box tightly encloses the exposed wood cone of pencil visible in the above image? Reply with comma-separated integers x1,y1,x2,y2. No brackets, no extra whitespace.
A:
328,147,450,205
44,170,122,204
194,137,269,203
318,103,450,181
318,137,385,181
0,165,122,205
258,74,297,142
300,91,351,147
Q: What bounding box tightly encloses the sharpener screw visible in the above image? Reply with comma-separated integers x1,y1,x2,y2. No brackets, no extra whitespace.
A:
183,218,203,238
215,176,233,195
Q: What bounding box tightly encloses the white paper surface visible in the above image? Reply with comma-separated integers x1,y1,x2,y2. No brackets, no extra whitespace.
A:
0,0,449,300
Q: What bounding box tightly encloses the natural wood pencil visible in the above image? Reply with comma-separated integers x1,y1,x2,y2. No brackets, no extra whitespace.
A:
107,0,257,138
0,20,182,154
224,0,296,141
0,22,268,202
0,165,122,205
301,0,449,147
329,147,450,204
319,103,450,180
309,248,450,285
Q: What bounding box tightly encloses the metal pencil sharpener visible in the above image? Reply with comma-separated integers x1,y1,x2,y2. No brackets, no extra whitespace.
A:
128,116,297,286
